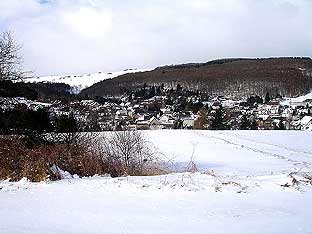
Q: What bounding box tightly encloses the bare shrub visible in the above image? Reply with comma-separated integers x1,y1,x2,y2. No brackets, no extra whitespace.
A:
0,131,166,182
185,143,198,173
99,131,161,176
0,133,108,182
47,132,108,178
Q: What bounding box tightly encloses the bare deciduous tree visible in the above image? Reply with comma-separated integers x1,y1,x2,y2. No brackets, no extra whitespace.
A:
0,31,24,81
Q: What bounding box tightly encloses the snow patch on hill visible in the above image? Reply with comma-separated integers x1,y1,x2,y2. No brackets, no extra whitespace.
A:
24,68,153,92
281,91,312,106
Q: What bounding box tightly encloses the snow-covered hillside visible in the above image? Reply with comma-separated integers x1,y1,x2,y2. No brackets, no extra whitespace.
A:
24,68,152,92
1,130,312,234
281,91,312,106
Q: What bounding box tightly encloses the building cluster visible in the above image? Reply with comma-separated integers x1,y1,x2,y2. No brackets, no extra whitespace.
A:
1,89,312,131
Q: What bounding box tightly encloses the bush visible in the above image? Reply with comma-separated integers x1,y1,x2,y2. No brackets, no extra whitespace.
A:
99,131,161,176
0,133,107,182
0,136,25,181
0,131,163,182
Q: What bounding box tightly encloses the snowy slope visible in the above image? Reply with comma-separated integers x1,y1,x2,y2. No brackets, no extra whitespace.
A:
281,91,312,106
1,130,312,234
24,68,152,92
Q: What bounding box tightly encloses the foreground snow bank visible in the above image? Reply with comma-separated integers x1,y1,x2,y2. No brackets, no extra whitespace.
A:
1,130,312,234
0,173,312,234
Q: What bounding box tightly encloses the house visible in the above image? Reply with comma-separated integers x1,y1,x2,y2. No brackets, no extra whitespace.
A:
281,107,293,119
159,114,175,129
115,109,128,121
135,115,151,130
257,115,273,130
135,115,162,130
211,102,221,110
180,112,196,129
182,117,195,128
149,116,162,130
160,106,173,115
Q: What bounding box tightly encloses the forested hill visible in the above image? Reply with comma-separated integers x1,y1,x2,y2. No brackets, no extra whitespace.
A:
81,57,312,98
0,80,75,100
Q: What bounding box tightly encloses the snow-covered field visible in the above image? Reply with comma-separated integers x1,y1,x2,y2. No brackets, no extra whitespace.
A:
1,130,312,234
149,130,312,175
24,68,152,92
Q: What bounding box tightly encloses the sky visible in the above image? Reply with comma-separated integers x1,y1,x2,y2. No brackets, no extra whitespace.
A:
0,0,311,76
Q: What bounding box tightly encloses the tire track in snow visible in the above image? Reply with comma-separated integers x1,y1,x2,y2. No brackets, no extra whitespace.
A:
218,132,312,157
194,131,311,169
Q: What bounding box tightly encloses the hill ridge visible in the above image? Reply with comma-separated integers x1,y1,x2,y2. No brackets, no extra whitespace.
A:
81,57,312,98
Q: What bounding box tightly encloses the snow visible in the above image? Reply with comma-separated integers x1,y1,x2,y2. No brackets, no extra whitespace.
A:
1,130,312,234
300,116,312,126
50,165,76,180
281,91,312,106
23,68,153,92
148,130,312,176
0,97,52,110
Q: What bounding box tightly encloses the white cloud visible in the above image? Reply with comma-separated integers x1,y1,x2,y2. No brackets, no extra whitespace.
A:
0,0,311,76
0,0,41,21
63,7,112,37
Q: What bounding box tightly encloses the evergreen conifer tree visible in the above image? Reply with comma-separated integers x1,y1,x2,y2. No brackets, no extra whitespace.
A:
265,91,271,103
210,106,227,130
240,114,250,130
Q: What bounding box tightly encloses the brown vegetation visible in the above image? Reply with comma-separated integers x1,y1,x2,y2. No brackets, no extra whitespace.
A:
81,57,312,98
0,131,163,182
0,134,105,182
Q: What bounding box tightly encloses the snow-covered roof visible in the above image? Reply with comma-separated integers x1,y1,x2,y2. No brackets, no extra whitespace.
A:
257,114,270,121
0,97,52,110
300,116,312,126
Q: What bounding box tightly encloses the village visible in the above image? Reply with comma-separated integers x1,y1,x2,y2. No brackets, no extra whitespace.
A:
1,84,312,132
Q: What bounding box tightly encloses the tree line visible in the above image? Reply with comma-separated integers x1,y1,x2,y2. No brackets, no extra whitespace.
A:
0,108,79,135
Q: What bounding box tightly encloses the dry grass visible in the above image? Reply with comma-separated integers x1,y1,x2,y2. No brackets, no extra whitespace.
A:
0,135,108,182
0,131,166,182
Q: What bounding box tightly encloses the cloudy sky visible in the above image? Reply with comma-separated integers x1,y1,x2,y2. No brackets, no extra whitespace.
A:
0,0,311,76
